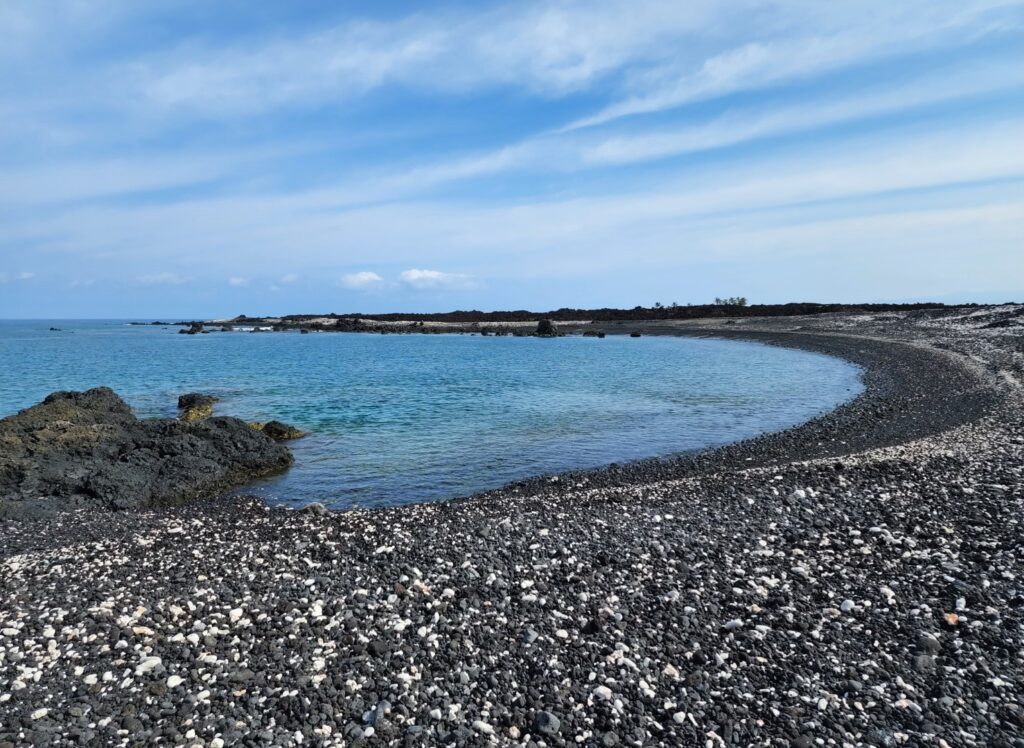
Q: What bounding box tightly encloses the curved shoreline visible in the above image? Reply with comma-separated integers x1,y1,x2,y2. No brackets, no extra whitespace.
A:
461,326,1001,503
1,313,1021,746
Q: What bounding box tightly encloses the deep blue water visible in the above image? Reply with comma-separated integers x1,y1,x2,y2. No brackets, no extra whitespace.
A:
0,320,863,509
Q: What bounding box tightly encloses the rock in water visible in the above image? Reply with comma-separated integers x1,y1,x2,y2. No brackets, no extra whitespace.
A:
177,392,218,422
178,392,217,409
250,420,305,441
0,388,293,519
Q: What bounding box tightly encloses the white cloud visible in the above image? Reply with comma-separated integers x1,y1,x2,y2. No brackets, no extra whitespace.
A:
228,276,249,287
280,272,300,284
137,272,186,285
17,271,34,280
0,272,7,283
69,278,95,287
340,271,384,289
398,268,476,290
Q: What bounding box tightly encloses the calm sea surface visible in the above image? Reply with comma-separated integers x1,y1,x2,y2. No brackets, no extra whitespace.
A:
0,320,863,509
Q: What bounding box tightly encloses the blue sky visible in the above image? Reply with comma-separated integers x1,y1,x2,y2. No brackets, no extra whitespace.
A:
1,0,1022,318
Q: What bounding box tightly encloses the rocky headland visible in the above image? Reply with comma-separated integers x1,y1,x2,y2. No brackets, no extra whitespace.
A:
0,308,1022,746
0,388,293,520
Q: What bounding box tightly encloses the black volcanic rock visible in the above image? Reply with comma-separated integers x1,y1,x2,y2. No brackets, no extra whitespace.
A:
0,388,293,519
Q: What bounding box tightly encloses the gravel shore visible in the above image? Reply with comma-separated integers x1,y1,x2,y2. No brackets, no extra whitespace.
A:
1,308,1022,747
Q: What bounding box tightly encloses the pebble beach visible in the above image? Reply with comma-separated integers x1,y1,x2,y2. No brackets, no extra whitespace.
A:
1,307,1022,747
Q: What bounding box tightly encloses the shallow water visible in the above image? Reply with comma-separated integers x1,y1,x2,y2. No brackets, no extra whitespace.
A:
0,320,862,508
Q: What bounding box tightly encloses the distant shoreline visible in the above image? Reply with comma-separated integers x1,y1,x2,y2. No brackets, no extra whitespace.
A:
128,301,998,336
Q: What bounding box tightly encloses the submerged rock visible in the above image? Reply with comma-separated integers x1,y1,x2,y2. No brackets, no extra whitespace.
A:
0,388,293,519
250,420,305,441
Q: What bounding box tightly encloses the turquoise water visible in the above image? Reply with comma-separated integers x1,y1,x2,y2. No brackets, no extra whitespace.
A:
0,320,862,509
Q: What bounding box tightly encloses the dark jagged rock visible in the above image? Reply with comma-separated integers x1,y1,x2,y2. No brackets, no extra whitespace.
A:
536,319,557,337
0,388,292,519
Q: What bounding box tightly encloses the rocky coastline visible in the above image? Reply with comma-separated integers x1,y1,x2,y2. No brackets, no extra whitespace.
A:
0,389,294,520
1,308,1022,746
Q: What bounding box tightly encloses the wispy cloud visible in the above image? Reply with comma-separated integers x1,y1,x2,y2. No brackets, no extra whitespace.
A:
130,1,722,116
16,271,34,280
319,53,1023,198
580,60,1024,166
88,0,1016,127
566,1,1023,129
340,271,385,290
228,276,249,287
398,269,477,290
0,154,247,207
280,273,300,284
33,116,1019,270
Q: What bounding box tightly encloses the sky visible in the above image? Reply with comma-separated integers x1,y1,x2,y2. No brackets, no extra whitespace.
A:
1,0,1022,318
